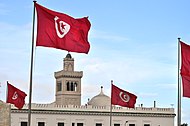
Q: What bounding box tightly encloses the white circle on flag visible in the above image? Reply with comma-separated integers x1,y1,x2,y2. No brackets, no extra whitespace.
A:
12,92,18,100
54,16,70,38
119,92,130,102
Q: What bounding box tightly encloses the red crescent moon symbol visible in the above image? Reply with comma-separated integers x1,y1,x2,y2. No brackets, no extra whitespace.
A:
119,91,130,102
12,92,18,100
54,16,70,38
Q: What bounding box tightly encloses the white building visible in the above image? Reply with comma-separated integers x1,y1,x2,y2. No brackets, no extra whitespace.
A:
1,53,175,126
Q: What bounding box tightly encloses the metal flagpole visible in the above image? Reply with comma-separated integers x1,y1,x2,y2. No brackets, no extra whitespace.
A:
6,81,11,126
110,80,113,126
177,37,181,126
28,1,36,126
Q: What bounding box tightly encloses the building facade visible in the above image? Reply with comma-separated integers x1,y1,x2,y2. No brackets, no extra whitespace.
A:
0,100,11,126
1,53,175,126
10,103,175,126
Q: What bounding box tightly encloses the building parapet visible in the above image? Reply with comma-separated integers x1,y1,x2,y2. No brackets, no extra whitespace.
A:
11,103,175,115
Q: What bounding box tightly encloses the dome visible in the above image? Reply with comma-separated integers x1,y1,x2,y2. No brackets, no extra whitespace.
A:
65,53,72,58
88,86,111,106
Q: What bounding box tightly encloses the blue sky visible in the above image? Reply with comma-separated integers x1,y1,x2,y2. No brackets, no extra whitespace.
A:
0,0,190,125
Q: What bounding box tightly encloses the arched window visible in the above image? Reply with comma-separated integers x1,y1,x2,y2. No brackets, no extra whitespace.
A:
74,82,77,91
66,81,78,91
71,82,74,91
66,81,70,91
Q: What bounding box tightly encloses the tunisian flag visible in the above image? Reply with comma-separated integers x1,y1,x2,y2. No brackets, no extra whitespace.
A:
180,41,190,98
111,84,137,108
35,3,91,54
6,82,27,109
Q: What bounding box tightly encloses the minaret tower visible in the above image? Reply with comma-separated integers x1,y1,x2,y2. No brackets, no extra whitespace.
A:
54,53,83,106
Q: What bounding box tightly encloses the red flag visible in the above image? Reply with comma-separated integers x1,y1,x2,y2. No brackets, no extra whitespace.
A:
6,82,27,109
180,41,190,98
35,3,91,54
111,84,137,108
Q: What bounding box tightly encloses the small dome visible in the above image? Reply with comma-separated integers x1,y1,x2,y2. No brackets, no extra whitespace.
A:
88,86,111,106
65,53,72,58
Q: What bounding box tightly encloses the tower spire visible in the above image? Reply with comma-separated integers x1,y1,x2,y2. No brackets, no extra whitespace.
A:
55,53,83,106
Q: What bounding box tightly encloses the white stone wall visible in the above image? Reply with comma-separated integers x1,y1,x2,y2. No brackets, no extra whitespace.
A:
11,112,174,126
10,103,175,126
0,101,10,126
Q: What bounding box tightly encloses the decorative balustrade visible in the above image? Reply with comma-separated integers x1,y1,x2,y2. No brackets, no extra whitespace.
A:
15,103,174,114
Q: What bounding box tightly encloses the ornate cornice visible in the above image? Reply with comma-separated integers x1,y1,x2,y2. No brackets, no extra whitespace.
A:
54,71,83,78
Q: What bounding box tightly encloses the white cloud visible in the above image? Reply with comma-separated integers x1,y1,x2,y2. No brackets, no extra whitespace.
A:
0,22,32,101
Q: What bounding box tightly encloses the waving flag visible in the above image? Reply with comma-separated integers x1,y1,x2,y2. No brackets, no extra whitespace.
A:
111,84,137,108
6,82,27,109
180,41,190,98
35,3,91,54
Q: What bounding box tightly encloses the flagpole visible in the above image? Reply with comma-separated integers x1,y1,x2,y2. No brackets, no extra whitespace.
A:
28,1,36,126
6,81,11,126
177,37,181,126
6,81,8,102
110,80,113,126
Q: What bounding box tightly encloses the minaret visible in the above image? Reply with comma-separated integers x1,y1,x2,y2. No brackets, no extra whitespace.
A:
54,53,83,106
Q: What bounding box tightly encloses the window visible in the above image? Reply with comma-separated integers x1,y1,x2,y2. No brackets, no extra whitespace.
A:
77,123,83,126
129,124,135,126
21,122,27,126
72,123,75,126
38,122,45,126
67,82,70,91
66,81,78,91
71,82,74,91
74,82,77,91
114,124,120,126
96,123,102,126
57,81,62,91
58,122,64,126
144,124,150,126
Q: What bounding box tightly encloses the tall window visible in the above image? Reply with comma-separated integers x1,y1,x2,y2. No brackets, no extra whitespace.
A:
67,82,70,91
21,122,27,126
57,81,62,91
58,122,64,126
71,82,74,91
74,82,77,91
72,123,75,126
96,123,102,126
38,122,45,126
